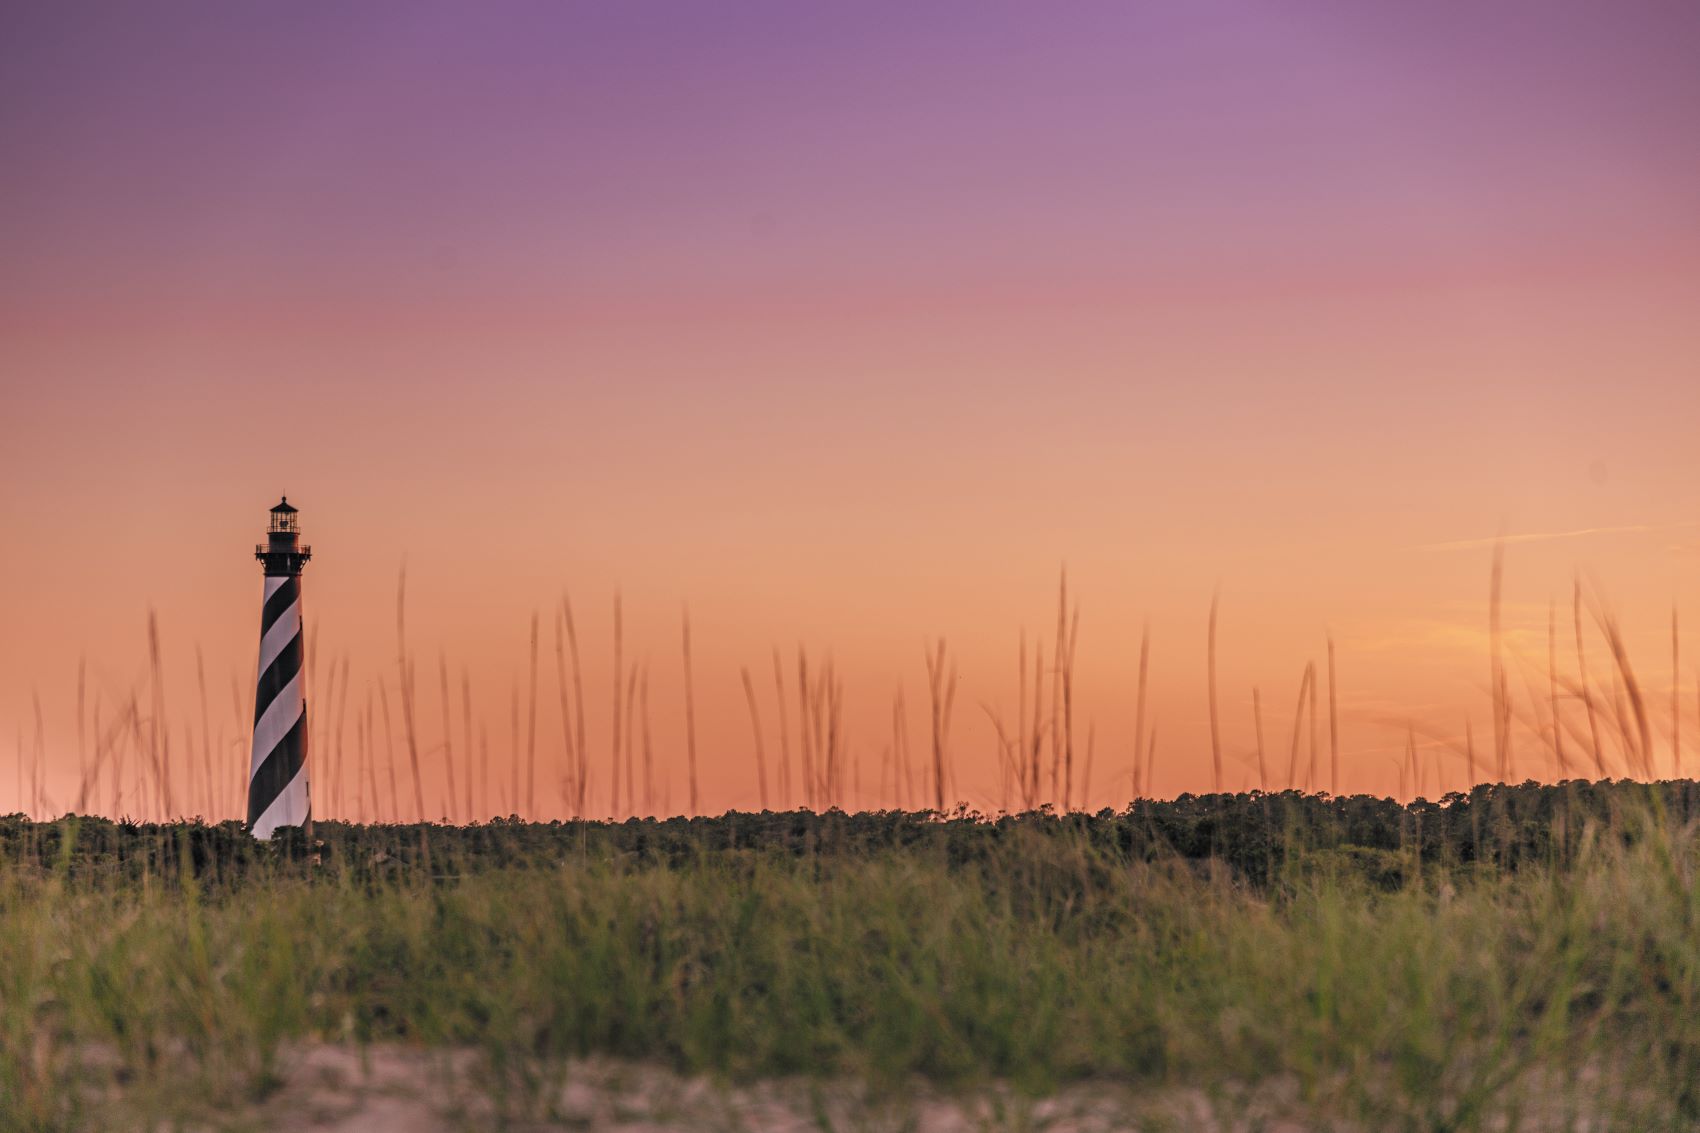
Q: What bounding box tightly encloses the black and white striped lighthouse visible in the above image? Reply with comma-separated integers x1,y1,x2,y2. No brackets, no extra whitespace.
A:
250,497,311,838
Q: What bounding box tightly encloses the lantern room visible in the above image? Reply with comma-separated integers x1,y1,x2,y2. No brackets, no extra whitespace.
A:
268,497,299,534
256,496,311,575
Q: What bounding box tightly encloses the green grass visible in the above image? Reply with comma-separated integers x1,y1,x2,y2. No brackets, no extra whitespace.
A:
4,785,1700,1130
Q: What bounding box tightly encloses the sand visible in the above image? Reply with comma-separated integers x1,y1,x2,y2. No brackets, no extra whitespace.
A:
206,1044,1309,1133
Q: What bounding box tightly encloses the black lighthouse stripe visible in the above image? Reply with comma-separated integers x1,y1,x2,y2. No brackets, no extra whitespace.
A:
253,630,304,724
260,576,299,637
248,711,307,827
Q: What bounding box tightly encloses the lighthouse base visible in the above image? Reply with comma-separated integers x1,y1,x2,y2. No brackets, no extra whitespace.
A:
251,765,310,840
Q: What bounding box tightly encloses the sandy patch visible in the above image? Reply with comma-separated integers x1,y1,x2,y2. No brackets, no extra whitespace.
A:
209,1045,1313,1133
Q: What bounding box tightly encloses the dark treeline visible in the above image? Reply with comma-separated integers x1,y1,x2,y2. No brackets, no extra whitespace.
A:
4,778,1699,892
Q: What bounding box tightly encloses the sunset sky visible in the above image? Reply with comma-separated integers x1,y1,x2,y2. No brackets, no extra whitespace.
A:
4,2,1699,818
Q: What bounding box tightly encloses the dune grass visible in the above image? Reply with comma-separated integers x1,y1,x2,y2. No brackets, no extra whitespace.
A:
0,786,1697,1130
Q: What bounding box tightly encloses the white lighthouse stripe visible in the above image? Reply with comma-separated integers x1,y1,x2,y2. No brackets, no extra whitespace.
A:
250,671,304,776
263,574,289,601
250,764,310,840
256,601,301,678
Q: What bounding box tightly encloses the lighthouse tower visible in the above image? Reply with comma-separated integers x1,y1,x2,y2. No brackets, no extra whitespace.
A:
250,497,312,838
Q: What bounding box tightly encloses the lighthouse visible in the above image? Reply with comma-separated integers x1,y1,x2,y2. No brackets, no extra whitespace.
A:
250,497,312,838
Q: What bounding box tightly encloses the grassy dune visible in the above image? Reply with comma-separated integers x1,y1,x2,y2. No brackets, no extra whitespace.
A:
0,784,1698,1130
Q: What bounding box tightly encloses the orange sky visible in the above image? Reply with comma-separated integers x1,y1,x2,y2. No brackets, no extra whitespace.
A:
4,3,1699,819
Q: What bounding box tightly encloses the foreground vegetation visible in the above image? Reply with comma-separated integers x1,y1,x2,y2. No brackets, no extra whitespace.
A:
4,781,1700,1130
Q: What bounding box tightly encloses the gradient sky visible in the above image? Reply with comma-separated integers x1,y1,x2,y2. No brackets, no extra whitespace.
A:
4,1,1699,818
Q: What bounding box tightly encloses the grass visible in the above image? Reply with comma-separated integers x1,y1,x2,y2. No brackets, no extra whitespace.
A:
31,557,1693,829
10,556,1700,1128
2,784,1700,1130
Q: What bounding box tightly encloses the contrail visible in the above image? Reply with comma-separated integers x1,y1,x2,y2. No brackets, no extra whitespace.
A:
1418,523,1689,553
